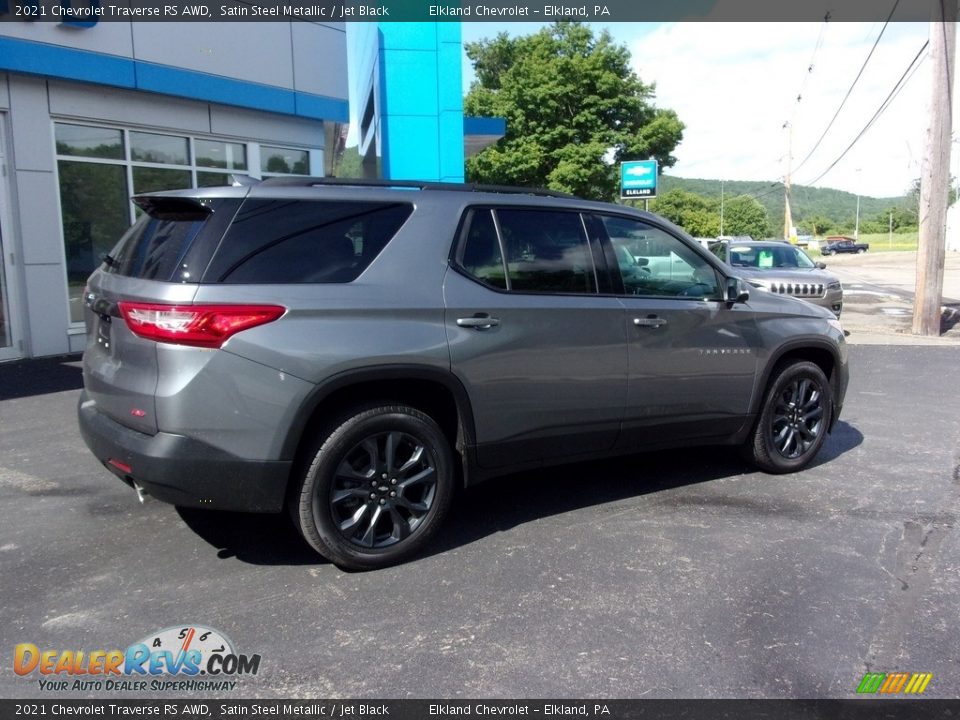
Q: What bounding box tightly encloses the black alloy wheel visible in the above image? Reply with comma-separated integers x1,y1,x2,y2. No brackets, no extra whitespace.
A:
767,375,825,459
326,431,438,548
746,361,833,473
294,404,455,570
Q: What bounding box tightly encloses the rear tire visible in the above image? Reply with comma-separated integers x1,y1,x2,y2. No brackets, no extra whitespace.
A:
746,361,832,474
293,404,455,570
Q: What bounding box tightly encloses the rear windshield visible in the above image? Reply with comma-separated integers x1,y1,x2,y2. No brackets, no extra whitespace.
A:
201,199,413,284
105,197,239,282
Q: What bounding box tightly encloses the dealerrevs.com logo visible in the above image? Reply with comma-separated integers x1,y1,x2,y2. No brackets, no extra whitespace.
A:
14,625,261,693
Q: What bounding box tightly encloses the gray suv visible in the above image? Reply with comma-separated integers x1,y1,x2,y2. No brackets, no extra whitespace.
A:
79,179,849,569
709,240,844,317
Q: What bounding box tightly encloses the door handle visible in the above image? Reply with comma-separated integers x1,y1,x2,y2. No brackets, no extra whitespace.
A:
457,315,500,330
634,317,667,328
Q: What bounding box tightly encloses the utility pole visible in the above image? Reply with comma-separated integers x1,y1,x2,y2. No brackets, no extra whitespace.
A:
720,180,725,236
913,3,956,336
854,167,862,240
855,194,861,239
783,122,793,241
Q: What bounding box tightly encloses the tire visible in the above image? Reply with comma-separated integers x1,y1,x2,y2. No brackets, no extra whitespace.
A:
857,248,866,254
745,361,833,474
293,404,455,570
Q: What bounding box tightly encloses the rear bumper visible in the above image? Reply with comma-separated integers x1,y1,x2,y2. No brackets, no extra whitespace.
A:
78,391,290,513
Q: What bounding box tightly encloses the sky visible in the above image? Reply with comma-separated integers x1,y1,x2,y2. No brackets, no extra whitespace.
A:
460,21,953,199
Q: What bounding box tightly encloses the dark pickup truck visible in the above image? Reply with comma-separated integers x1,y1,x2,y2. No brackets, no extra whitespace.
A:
821,237,869,255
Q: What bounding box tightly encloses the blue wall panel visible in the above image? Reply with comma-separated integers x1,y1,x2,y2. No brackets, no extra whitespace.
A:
380,49,440,117
0,37,348,123
377,23,464,183
0,37,135,88
439,111,465,182
381,115,441,180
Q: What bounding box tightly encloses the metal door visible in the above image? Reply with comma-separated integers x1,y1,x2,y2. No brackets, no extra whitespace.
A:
444,207,627,469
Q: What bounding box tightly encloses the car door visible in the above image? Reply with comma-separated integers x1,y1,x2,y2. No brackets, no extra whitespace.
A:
591,213,761,449
444,207,627,469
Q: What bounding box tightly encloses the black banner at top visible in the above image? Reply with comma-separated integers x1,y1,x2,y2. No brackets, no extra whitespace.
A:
0,0,943,23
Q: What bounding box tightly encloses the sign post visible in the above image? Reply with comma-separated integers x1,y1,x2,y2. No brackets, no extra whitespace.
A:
620,160,658,204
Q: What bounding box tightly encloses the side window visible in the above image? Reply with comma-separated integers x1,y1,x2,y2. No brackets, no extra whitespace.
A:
597,215,720,299
458,210,507,290
495,209,597,294
709,242,727,263
203,200,412,284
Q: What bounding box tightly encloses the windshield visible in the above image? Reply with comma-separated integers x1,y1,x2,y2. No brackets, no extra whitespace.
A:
729,244,816,270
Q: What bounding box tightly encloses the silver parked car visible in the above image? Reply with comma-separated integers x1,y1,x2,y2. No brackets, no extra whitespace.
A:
79,179,849,569
709,240,843,317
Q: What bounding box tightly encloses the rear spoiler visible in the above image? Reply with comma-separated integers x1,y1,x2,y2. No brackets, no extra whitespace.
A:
132,196,214,221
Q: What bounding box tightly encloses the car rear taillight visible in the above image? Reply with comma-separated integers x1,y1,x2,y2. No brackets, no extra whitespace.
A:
118,302,285,349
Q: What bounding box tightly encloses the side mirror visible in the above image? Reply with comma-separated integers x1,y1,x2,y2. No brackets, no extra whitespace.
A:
815,261,827,269
725,277,750,304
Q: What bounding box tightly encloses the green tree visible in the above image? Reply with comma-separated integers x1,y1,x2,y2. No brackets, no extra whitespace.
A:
878,204,918,232
336,146,364,179
464,22,684,201
800,214,834,236
649,189,719,237
908,176,957,208
722,195,771,239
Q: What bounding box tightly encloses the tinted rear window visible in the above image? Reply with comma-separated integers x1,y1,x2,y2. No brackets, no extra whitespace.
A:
202,199,413,284
105,197,239,282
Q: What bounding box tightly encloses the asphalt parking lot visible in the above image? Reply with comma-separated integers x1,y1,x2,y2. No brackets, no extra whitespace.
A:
2,255,959,700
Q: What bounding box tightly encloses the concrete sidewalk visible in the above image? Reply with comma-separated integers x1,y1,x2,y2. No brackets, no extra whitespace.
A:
821,250,960,346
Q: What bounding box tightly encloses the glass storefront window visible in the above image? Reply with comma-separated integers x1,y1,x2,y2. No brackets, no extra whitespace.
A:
261,146,309,175
132,167,192,195
196,140,247,170
57,160,130,323
55,124,124,160
55,122,316,325
130,131,190,165
197,172,234,187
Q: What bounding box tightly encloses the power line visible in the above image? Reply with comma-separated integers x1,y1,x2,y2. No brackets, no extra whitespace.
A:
801,40,930,188
788,14,831,126
792,0,901,176
749,183,786,202
728,181,781,198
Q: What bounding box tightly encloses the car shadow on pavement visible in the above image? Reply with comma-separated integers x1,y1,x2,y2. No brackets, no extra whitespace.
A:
0,354,83,401
426,421,864,562
808,420,864,467
173,421,863,569
176,506,327,566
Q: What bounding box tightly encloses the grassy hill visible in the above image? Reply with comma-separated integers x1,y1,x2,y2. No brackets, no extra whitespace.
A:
659,176,911,233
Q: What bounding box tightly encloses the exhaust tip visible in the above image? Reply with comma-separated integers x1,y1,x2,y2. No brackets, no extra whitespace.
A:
131,481,148,504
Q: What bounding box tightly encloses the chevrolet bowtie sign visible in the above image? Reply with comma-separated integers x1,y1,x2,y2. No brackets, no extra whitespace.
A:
620,159,658,200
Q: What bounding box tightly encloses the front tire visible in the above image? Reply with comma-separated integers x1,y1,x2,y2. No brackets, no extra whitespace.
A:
294,404,455,570
746,361,833,474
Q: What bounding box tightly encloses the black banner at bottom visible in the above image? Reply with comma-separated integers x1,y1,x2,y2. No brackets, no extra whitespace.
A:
2,700,960,720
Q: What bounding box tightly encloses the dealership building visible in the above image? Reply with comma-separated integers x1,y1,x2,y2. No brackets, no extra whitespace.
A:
0,17,501,360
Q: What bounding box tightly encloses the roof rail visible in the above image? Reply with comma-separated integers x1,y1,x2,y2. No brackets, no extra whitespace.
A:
258,176,575,198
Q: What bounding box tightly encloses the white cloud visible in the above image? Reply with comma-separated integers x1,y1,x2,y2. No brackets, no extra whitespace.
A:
632,22,943,198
